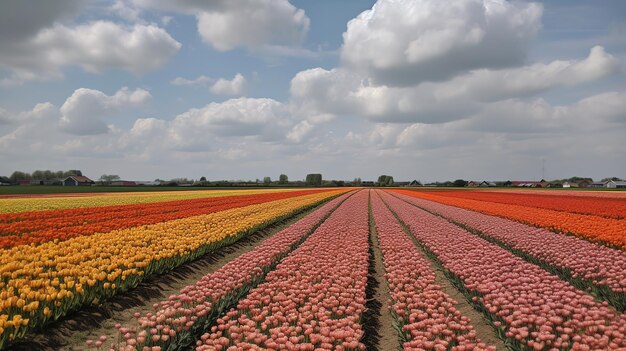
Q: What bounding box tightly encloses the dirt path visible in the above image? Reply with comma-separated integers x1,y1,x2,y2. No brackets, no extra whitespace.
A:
362,193,401,351
382,192,509,351
8,204,325,351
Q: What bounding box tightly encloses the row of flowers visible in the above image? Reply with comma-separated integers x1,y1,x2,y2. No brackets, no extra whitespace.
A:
0,189,328,249
196,190,371,351
0,190,346,349
370,191,495,350
96,191,354,350
380,191,626,350
417,190,626,219
393,192,626,311
0,189,291,214
393,190,626,249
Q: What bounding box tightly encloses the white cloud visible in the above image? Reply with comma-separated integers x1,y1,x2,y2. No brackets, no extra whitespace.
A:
111,0,143,23
170,75,212,86
59,87,151,135
444,46,621,102
0,21,181,83
290,46,621,124
167,98,291,151
133,0,309,52
341,0,542,86
210,73,247,96
0,108,11,125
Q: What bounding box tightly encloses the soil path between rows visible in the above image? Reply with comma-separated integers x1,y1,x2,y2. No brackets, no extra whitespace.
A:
380,190,509,351
8,203,326,351
366,196,402,351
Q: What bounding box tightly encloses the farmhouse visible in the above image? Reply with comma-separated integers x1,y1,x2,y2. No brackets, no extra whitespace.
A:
407,180,422,187
466,181,481,187
63,176,95,186
606,180,626,189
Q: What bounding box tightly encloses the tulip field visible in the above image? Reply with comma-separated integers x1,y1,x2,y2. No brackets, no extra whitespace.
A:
0,188,625,350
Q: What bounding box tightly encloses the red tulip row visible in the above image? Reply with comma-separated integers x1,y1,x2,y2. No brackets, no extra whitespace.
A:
196,190,371,351
0,189,328,248
392,192,626,311
370,191,495,350
101,191,354,351
379,191,626,350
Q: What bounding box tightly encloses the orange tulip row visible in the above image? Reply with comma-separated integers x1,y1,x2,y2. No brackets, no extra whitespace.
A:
417,190,626,219
394,190,626,249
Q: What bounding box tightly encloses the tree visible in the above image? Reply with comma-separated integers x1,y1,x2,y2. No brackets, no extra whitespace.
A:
452,179,468,187
278,174,288,184
377,175,394,187
601,177,623,182
263,176,272,184
9,171,31,181
353,177,362,186
63,170,82,177
31,170,45,180
305,174,322,186
98,174,121,184
199,176,207,182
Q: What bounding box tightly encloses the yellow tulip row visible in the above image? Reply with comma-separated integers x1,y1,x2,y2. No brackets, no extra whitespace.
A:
0,188,300,213
0,189,346,348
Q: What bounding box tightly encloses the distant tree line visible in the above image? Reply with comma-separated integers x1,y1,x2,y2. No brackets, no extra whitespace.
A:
7,170,83,181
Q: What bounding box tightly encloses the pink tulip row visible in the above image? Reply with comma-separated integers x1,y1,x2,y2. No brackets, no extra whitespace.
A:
370,191,496,351
196,190,371,350
392,192,626,309
100,191,354,351
379,191,626,350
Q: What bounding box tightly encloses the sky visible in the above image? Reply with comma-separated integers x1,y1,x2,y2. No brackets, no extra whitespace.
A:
0,0,625,182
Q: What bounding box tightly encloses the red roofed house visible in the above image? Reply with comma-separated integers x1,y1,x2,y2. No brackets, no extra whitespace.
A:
63,176,95,186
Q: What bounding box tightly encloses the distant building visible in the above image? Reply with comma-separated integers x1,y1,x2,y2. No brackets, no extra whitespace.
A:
606,180,626,189
110,181,137,186
136,180,161,186
63,176,95,186
589,181,608,188
361,181,375,187
29,179,61,185
407,180,422,187
577,180,592,188
467,181,481,187
479,181,497,187
511,181,549,188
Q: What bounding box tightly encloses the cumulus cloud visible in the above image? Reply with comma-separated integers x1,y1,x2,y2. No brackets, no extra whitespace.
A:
167,98,291,151
210,74,247,96
1,21,181,83
170,75,212,86
341,0,542,86
59,87,151,135
133,0,309,52
444,46,621,102
291,46,621,124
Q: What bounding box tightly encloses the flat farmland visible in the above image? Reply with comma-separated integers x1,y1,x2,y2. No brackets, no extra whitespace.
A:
0,188,625,350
